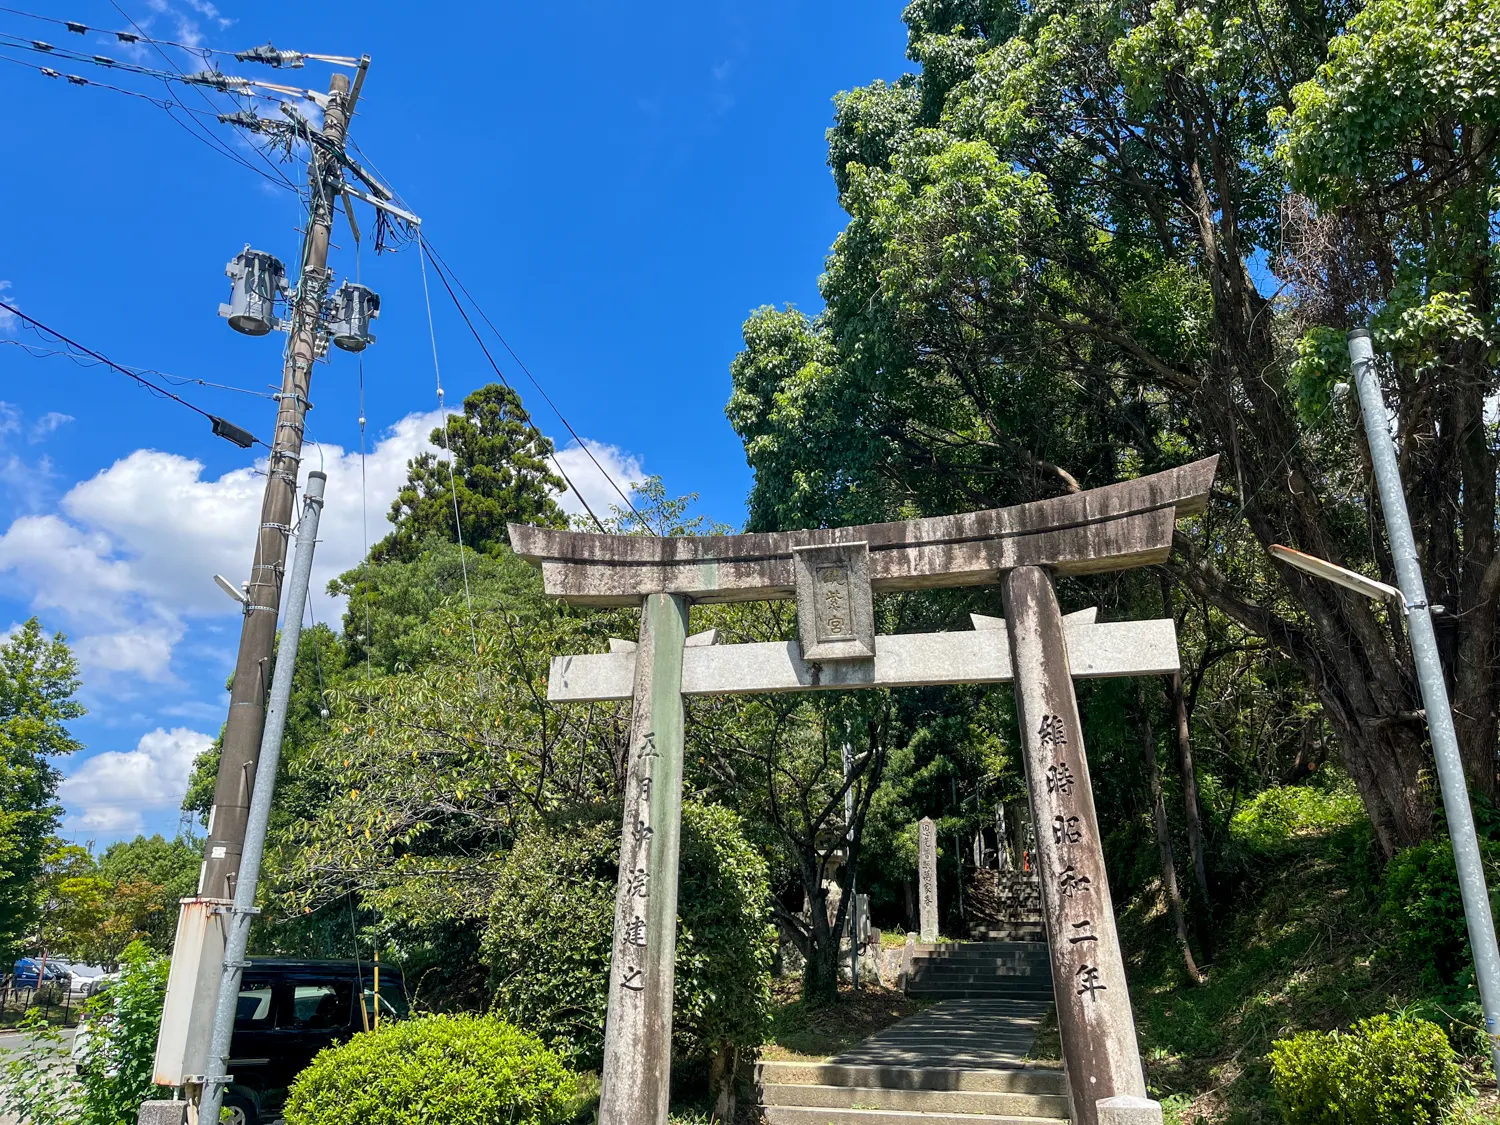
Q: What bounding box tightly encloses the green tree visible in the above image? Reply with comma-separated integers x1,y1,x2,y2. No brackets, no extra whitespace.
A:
482,801,774,1107
0,620,83,959
376,383,568,562
727,0,1500,857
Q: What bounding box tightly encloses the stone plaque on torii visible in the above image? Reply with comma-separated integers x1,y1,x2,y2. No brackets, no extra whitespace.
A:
510,456,1217,1125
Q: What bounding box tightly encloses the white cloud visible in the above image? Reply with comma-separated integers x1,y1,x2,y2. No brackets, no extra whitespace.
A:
0,411,441,688
60,726,211,836
0,410,644,690
31,412,74,441
551,439,647,522
0,283,16,335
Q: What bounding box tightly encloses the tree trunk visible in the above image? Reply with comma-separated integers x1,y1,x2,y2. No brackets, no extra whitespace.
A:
1169,671,1213,952
1140,688,1204,984
709,1042,737,1121
802,931,840,1006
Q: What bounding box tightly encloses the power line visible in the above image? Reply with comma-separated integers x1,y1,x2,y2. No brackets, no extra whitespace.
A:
0,300,266,447
0,5,359,69
0,3,219,56
415,238,613,533
0,339,276,398
104,0,300,193
419,241,657,533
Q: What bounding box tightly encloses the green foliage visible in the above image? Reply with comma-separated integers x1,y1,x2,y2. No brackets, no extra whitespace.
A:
282,1013,579,1125
1229,781,1367,854
75,941,169,1125
0,619,84,961
0,1009,82,1125
1267,1013,1460,1125
1382,837,1500,986
1288,327,1350,425
375,383,567,562
482,801,774,1069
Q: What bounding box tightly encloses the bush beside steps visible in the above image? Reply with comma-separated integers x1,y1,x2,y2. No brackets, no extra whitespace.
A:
283,1013,585,1125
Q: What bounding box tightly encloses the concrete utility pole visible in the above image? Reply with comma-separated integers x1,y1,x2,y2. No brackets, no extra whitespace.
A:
1346,329,1500,1078
199,68,358,899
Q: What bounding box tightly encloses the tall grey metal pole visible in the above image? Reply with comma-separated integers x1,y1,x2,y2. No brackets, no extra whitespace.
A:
1348,329,1500,1075
199,471,326,1125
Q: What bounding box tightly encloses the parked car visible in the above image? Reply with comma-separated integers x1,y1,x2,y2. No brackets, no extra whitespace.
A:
12,956,69,989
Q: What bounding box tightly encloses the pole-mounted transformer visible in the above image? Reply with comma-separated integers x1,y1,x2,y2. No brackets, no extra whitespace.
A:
218,248,287,336
328,281,380,351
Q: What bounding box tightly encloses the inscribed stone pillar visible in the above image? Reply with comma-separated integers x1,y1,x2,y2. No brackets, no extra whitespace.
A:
598,593,689,1125
918,816,939,942
1002,566,1148,1125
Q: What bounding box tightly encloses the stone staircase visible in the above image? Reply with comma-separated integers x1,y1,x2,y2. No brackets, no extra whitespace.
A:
905,941,1054,1003
756,1059,1069,1124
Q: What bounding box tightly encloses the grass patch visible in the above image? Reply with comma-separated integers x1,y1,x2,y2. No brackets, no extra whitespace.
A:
760,978,928,1061
1118,779,1499,1124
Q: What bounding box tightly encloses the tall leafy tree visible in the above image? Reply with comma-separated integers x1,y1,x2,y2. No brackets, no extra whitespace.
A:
376,383,568,561
729,0,1500,856
0,619,83,958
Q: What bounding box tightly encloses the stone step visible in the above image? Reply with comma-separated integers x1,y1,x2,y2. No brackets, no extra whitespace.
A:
761,1106,1068,1125
906,988,1057,1001
908,973,1052,985
909,958,1050,971
758,1082,1071,1118
906,948,1050,954
906,966,1050,972
755,1062,1067,1095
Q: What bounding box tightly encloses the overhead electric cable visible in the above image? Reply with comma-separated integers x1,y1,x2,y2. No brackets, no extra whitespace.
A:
0,50,228,113
0,300,265,447
1,339,275,398
0,4,217,55
416,240,624,534
105,0,299,192
415,231,482,662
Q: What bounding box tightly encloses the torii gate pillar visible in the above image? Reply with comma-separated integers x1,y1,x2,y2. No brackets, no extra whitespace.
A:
1005,566,1148,1118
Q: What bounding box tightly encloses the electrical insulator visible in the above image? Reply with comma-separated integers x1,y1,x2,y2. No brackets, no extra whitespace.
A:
219,247,286,336
327,282,380,352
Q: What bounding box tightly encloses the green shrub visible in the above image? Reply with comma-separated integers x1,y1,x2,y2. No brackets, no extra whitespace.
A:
482,800,775,1070
77,941,169,1125
283,1013,578,1125
1268,1013,1460,1125
1229,781,1365,852
1382,838,1500,985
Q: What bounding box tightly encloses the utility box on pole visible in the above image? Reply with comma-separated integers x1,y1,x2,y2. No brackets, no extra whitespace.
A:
154,898,229,1087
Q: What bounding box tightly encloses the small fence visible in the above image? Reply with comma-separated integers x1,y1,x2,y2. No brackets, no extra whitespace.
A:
0,977,85,1028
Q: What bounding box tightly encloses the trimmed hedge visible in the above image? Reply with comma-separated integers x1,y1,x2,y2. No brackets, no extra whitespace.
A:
283,1013,579,1125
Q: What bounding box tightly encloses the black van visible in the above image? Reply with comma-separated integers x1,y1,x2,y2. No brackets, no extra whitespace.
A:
221,958,406,1124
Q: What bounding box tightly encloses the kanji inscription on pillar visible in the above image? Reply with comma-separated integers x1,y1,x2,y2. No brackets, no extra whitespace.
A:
918,816,939,943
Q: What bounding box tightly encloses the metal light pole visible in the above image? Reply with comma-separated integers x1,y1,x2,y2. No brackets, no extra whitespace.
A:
199,472,327,1125
1346,328,1500,1076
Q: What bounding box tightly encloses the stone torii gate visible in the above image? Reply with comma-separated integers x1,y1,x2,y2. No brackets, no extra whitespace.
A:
510,455,1216,1125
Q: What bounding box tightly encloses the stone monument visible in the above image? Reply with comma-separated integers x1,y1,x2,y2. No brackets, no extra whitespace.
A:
918,816,939,942
512,455,1216,1125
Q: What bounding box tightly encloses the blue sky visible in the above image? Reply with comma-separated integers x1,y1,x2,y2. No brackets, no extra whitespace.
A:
0,0,911,843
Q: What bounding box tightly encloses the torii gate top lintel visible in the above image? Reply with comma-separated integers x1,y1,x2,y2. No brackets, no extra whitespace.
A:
508,456,1217,607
